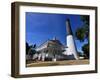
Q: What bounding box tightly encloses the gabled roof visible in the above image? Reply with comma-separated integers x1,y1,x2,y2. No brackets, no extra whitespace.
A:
36,39,65,51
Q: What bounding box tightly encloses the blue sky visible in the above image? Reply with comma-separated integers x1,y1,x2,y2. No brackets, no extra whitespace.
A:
26,12,88,53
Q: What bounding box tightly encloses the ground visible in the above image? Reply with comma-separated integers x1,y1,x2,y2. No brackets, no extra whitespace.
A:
26,59,89,67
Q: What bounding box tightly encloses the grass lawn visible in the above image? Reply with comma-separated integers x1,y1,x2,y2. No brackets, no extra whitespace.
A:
26,59,89,67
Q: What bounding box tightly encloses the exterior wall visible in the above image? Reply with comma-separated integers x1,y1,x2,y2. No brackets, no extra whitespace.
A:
67,35,78,60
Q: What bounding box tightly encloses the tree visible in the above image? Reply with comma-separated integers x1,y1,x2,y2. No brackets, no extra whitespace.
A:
26,42,30,55
82,43,89,59
75,27,86,42
81,16,89,41
28,44,37,59
75,15,89,59
77,51,83,56
81,16,89,26
75,16,89,42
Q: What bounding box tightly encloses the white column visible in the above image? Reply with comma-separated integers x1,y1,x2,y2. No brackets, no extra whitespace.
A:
67,35,78,60
42,53,45,61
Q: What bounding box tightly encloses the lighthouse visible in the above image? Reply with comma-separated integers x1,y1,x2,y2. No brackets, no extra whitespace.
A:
66,19,79,60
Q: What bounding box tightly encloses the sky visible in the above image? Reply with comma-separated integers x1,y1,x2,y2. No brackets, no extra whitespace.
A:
26,12,88,53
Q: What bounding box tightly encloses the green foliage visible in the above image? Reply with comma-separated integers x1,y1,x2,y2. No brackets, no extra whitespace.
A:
29,45,37,55
77,51,83,56
26,42,37,58
82,43,89,59
81,16,89,26
75,15,89,59
75,15,89,42
75,27,86,42
26,42,30,54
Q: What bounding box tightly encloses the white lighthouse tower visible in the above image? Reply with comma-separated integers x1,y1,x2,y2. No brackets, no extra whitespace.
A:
66,19,79,60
